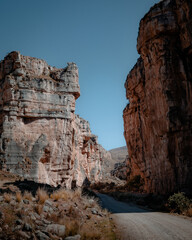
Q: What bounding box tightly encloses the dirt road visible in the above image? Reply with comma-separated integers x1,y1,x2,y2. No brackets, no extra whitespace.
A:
97,193,192,240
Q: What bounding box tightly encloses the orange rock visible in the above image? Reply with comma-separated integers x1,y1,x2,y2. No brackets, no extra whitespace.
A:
123,0,192,194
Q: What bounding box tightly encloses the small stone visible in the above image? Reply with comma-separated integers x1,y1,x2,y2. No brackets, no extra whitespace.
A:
91,208,98,215
23,199,29,204
44,200,53,207
10,200,16,206
65,235,81,240
30,213,37,221
88,199,95,205
13,68,25,76
33,212,41,220
46,224,65,237
35,220,44,226
18,230,30,239
42,219,51,225
4,224,8,230
14,225,22,231
23,223,32,231
43,205,53,213
36,230,50,240
16,219,23,225
0,211,4,219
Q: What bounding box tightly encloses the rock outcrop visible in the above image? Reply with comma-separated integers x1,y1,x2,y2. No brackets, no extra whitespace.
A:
110,156,129,181
123,0,192,194
0,51,110,188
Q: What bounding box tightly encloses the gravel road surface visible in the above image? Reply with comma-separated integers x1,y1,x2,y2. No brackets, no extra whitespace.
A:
97,193,192,240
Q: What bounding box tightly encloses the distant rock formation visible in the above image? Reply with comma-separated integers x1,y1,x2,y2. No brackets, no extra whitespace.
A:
109,146,128,180
123,0,192,194
111,156,129,181
0,51,110,188
99,146,127,179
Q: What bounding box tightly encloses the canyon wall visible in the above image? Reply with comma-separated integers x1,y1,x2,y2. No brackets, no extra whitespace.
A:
0,51,111,188
123,0,192,194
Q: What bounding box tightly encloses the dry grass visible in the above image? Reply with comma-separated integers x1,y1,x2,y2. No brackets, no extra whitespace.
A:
3,193,11,203
187,206,192,217
73,188,82,199
84,197,98,208
51,189,68,201
47,212,60,222
15,191,22,203
1,206,16,226
23,191,33,201
51,188,75,201
101,208,110,217
65,220,80,236
50,188,83,203
36,188,49,204
81,232,101,240
79,221,102,240
34,204,43,215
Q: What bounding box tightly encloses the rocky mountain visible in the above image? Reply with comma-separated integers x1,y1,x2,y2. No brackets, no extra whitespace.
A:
0,170,115,240
109,146,128,180
109,146,127,163
98,146,127,179
0,51,110,188
123,0,192,194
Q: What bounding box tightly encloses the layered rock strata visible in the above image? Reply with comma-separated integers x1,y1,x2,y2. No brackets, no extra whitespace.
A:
123,0,192,194
0,51,110,188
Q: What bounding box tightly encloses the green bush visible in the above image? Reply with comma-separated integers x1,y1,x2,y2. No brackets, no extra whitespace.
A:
168,192,190,213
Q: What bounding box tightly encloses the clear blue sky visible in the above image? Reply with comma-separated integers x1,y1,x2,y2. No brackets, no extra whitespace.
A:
0,0,159,150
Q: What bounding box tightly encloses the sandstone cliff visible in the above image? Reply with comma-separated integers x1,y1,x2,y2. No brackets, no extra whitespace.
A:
123,0,192,194
0,51,111,188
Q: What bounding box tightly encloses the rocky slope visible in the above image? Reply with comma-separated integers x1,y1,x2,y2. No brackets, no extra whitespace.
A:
109,146,127,164
0,171,115,240
0,51,111,188
100,146,127,178
123,0,192,194
109,146,128,180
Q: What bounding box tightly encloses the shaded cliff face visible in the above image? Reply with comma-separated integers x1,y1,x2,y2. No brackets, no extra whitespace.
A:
123,0,192,194
0,51,110,188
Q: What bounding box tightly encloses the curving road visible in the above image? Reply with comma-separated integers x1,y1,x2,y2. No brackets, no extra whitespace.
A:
97,193,192,240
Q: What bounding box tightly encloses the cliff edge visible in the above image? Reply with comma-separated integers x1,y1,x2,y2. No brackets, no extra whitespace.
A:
0,51,111,188
123,0,192,194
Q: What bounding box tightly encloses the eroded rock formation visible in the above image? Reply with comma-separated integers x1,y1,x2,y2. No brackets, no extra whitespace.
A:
111,156,129,181
123,0,192,194
0,51,111,188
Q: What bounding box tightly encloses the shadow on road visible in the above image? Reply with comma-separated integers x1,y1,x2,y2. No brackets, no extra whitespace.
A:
97,192,153,214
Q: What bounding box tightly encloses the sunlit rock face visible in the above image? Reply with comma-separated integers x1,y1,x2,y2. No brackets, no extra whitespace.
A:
123,0,192,194
0,51,111,188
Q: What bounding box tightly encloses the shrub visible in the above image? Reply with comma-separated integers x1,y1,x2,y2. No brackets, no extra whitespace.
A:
23,191,33,201
65,220,80,236
3,193,11,203
187,206,192,217
15,191,22,203
51,189,68,201
36,188,49,204
2,206,16,226
168,192,190,213
34,204,43,215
